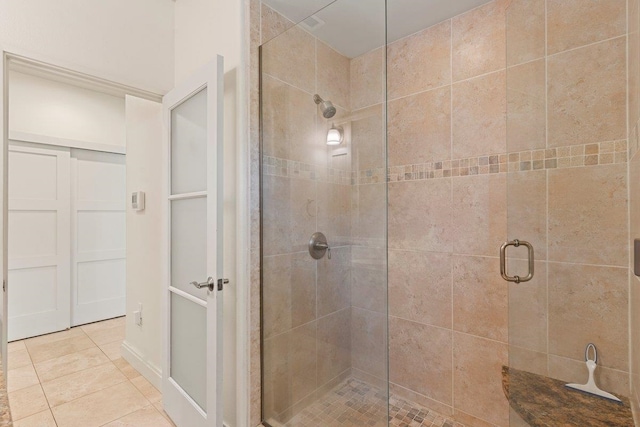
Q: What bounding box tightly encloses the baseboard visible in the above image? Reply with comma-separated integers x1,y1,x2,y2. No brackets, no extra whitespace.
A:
121,340,162,390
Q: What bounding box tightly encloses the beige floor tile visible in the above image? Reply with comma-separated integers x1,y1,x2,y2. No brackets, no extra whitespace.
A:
8,341,26,353
52,382,149,427
113,358,141,380
9,384,49,421
131,376,162,403
27,335,96,364
25,327,86,347
84,325,125,346
35,347,110,383
8,348,32,370
99,341,123,361
102,405,173,427
8,364,40,393
42,362,127,407
80,317,125,334
13,409,57,427
152,402,176,427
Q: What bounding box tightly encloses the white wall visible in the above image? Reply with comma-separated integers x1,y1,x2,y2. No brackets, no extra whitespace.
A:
0,0,175,94
174,1,243,426
123,96,164,385
174,0,241,83
9,71,125,147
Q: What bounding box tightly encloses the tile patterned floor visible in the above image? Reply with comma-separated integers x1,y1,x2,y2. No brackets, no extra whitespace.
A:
7,316,175,427
270,378,465,427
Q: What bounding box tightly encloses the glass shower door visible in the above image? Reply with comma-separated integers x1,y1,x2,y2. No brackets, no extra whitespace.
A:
506,1,631,425
259,1,388,425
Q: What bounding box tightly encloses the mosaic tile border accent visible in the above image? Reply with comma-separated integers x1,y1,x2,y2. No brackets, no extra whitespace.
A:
262,155,351,185
380,140,628,184
267,378,463,427
264,141,628,186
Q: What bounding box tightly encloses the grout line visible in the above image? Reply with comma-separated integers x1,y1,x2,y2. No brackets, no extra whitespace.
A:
507,55,547,69
387,67,507,105
388,314,509,347
547,33,628,59
263,307,351,342
261,72,316,99
39,358,115,389
545,0,550,377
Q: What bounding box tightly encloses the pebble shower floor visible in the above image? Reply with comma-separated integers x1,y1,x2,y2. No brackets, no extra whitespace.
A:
272,378,466,427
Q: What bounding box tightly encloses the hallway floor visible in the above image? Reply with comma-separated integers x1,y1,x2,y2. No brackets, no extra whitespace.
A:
7,317,175,427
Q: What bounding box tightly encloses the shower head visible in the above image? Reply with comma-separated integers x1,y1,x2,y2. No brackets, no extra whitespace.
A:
313,94,337,119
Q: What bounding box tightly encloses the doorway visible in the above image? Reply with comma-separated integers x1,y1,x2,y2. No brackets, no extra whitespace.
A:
2,53,173,426
1,51,227,427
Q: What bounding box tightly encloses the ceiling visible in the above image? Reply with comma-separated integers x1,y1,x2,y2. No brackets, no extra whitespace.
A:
262,0,493,58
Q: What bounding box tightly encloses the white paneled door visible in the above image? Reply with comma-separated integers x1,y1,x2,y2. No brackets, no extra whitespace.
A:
162,57,224,427
8,144,71,341
7,143,126,340
71,149,126,326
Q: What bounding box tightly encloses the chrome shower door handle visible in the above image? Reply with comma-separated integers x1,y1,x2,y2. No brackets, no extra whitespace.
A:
500,239,534,283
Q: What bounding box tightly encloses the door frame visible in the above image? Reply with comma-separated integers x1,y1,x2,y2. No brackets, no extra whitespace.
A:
0,46,161,375
161,56,224,427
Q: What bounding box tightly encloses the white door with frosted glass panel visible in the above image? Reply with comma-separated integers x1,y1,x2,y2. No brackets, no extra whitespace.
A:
71,149,126,326
7,144,71,341
163,57,224,427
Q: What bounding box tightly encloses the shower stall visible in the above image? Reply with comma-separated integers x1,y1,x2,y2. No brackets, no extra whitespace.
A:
259,0,634,426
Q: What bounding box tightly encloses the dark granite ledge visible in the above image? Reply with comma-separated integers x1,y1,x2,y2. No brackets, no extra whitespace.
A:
502,366,633,426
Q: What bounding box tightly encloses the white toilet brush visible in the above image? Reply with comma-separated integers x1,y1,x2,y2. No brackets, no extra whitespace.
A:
565,343,621,402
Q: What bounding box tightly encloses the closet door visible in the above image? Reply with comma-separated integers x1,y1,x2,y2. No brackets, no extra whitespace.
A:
71,149,126,326
8,144,71,341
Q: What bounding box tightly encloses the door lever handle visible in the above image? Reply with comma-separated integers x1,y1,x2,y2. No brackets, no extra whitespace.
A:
191,277,215,292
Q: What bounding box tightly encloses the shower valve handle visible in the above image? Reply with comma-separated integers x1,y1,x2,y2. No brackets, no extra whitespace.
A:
314,242,331,259
309,232,331,260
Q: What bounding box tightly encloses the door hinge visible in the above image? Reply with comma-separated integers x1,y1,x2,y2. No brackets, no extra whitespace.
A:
217,278,229,291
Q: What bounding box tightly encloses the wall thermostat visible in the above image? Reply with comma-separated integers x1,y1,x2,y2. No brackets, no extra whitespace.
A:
131,191,145,211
